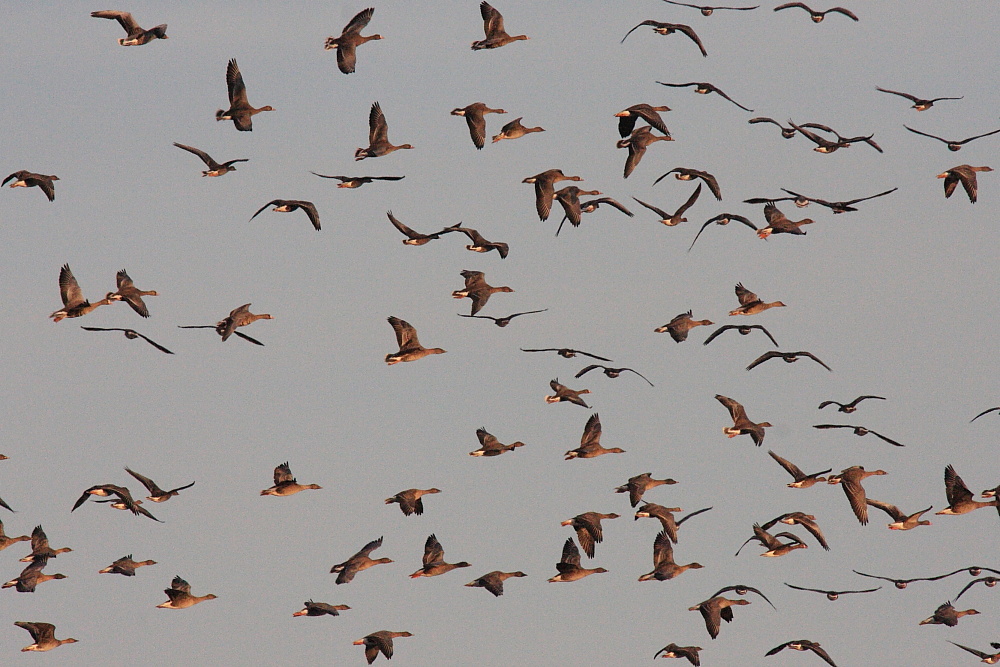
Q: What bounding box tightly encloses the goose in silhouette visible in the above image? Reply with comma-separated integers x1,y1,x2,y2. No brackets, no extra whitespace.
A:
324,7,381,74
749,117,797,139
548,538,608,582
616,473,678,508
638,531,703,581
176,324,264,346
91,10,167,45
250,199,320,231
173,143,246,177
784,583,879,601
937,464,999,515
578,196,634,218
938,164,992,203
618,127,672,178
465,570,526,596
81,327,173,354
260,462,321,497
662,0,759,14
852,569,956,590
779,186,897,213
736,523,808,557
919,601,980,627
293,600,351,617
818,395,885,413
356,102,413,160
948,641,1000,664
765,640,838,666
575,364,654,386
634,506,712,543
773,3,858,22
621,21,707,56
656,82,752,112
459,309,547,327
472,2,528,50
655,310,713,343
654,167,722,200
904,126,1000,151
876,87,962,111
615,104,673,137
385,316,445,364
3,170,58,201
787,119,851,153
654,643,703,664
492,117,544,142
545,379,590,407
565,413,626,459
107,269,158,318
216,59,273,131
451,103,506,149
767,451,831,488
331,537,393,584
385,488,440,516
311,173,403,188
522,347,611,361
469,427,525,456
955,577,1000,601
689,595,751,639
49,264,114,321
972,407,1000,423
813,424,904,447
830,466,888,524
561,511,619,558
124,467,195,503
746,350,831,372
354,631,413,664
865,499,933,530
716,395,771,446
157,576,217,609
633,184,702,226
703,324,777,346
409,534,471,578
523,169,583,221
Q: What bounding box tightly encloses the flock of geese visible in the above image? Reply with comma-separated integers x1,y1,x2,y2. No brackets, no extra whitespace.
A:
3,2,999,664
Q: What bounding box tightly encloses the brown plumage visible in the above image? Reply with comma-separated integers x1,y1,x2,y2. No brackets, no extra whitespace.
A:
292,600,351,617
99,554,157,577
938,165,992,203
330,537,393,584
621,21,707,56
689,596,751,639
2,170,58,201
767,450,831,488
91,10,167,45
560,511,619,558
250,199,321,231
217,304,273,342
565,413,626,459
451,103,506,149
465,570,527,596
492,117,545,143
108,269,158,318
324,7,382,74
773,3,859,22
385,316,445,364
49,264,115,322
936,464,999,515
260,462,322,497
634,184,702,226
156,575,217,609
919,601,980,627
729,282,786,316
615,103,672,137
656,81,753,112
829,466,888,525
654,167,722,200
409,534,471,578
173,142,247,177
472,2,528,50
451,270,513,315
522,169,583,221
655,310,713,343
14,622,78,652
385,488,441,516
634,505,712,543
216,59,273,131
547,537,608,582
354,631,413,664
638,531,704,581
716,394,771,446
545,379,591,407
616,473,678,508
356,102,414,160
469,427,524,456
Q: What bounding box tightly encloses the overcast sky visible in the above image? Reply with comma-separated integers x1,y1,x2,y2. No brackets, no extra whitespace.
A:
1,1,999,664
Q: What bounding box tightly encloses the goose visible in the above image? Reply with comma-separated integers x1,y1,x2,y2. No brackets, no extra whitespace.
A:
784,583,880,601
385,316,445,364
49,264,114,321
654,167,722,200
656,81,753,112
621,21,707,56
905,126,1000,151
765,640,838,666
355,102,413,160
14,622,77,652
260,462,321,497
818,395,885,413
469,427,524,456
324,7,381,74
545,379,590,407
293,600,351,617
523,169,583,221
773,3,858,22
633,183,702,226
409,534,471,578
702,324,777,346
716,394,771,446
330,537,393,584
464,570,526,596
384,488,441,516
654,309,713,342
638,531,703,581
91,10,167,45
108,269,158,317
492,117,544,143
250,200,320,231
157,576,217,609
2,170,58,201
472,2,528,50
173,143,246,177
311,173,403,188
99,555,157,577
451,270,513,315
615,103,672,138
451,103,506,149
354,631,413,664
565,413,626,459
80,327,173,354
616,473,678,508
560,511,619,558
938,165,992,203
548,538,608,582
216,59,273,131
875,87,962,111
124,467,195,502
